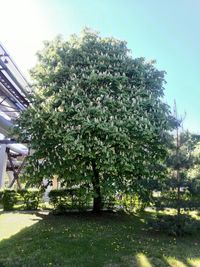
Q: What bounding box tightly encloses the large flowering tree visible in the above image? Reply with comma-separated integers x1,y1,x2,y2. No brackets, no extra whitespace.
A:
15,29,173,212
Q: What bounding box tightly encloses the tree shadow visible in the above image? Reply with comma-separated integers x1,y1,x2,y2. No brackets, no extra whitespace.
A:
0,211,200,267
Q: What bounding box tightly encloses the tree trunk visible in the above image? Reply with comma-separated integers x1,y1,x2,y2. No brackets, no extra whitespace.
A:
177,170,181,228
175,105,181,230
177,186,181,215
91,160,101,213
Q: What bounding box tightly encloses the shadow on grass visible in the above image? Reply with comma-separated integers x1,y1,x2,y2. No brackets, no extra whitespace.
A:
0,211,200,267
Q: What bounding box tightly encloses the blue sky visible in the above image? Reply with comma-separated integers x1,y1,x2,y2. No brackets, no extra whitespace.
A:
0,0,199,132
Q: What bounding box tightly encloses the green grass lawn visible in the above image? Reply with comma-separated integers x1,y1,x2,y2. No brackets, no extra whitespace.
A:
0,211,200,267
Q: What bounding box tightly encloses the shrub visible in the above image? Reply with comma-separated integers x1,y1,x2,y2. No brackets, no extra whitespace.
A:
102,195,116,210
71,187,92,211
49,190,151,213
148,214,200,236
19,189,42,210
49,187,93,212
2,190,18,211
0,190,3,203
48,189,70,210
0,189,42,211
116,194,148,213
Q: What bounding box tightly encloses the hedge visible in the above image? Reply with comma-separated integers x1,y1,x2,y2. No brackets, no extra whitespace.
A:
0,189,42,211
49,187,93,212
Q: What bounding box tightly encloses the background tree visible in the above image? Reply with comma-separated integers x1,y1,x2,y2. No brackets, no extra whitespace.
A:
15,29,173,212
154,103,200,234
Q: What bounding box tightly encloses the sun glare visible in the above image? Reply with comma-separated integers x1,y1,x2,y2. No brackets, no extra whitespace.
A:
136,253,153,267
0,0,54,77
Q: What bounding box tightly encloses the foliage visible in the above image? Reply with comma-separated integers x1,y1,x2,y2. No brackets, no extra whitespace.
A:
1,190,18,211
19,189,42,210
14,28,174,212
49,187,93,212
152,102,200,233
163,130,200,213
101,194,116,210
116,194,149,212
148,213,200,236
0,189,41,211
0,190,3,203
48,188,151,213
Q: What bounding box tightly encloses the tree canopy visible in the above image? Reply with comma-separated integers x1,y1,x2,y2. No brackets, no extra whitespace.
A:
15,29,173,212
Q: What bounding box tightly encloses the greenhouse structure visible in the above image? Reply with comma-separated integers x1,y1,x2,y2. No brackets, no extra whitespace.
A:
0,43,30,188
